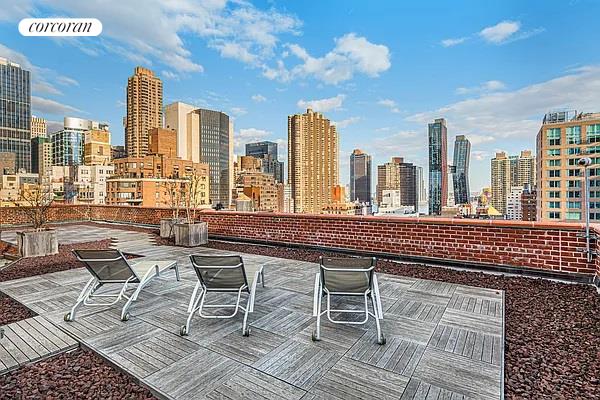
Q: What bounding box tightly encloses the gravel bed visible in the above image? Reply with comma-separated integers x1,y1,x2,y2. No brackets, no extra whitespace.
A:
205,240,600,400
0,291,36,326
0,349,156,399
0,239,113,282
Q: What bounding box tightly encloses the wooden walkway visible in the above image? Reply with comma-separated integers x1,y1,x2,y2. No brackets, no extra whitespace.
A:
0,224,505,399
0,315,78,373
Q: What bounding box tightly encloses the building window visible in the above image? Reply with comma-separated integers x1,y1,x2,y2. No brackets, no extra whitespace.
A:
565,211,581,220
547,159,561,167
566,126,581,144
567,201,581,209
567,191,581,198
547,128,561,146
548,211,561,219
548,191,561,198
568,180,582,188
547,201,561,209
587,145,600,154
546,149,561,156
587,124,600,143
548,170,561,178
548,180,561,188
568,169,581,177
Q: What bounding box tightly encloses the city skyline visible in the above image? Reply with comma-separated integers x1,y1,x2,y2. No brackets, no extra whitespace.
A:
2,1,599,192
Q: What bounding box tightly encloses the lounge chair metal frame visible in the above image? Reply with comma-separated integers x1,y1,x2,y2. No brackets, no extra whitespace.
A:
64,249,179,322
181,255,264,337
312,256,385,345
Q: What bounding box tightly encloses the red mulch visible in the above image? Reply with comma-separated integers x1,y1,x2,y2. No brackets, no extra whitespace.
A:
0,239,113,282
0,349,156,399
205,240,600,400
0,292,36,326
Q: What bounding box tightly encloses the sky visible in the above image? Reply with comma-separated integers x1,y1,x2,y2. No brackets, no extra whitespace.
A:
1,0,599,193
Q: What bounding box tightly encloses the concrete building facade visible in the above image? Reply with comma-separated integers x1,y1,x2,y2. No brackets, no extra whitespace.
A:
164,102,233,207
492,150,536,216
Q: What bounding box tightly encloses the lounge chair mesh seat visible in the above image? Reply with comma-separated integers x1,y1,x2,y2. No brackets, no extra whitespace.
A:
64,249,178,322
181,255,265,337
313,256,385,345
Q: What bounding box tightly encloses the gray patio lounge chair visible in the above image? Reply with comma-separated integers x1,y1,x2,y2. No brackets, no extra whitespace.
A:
64,249,179,322
180,254,264,337
312,256,385,345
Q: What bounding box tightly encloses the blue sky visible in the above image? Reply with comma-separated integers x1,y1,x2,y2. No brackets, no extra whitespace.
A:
1,0,599,192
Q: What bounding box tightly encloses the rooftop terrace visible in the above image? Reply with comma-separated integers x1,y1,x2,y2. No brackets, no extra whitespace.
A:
0,207,599,399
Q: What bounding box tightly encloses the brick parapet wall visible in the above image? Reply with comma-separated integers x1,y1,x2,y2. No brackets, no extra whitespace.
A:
1,206,599,278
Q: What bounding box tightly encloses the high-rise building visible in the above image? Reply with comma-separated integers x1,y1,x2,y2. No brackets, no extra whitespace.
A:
164,102,233,206
536,110,600,222
288,108,338,214
51,117,108,167
245,141,284,183
376,157,420,212
350,149,372,204
453,135,471,205
31,137,52,176
31,116,47,139
491,150,536,215
84,129,111,166
125,66,163,158
0,58,31,172
428,118,448,215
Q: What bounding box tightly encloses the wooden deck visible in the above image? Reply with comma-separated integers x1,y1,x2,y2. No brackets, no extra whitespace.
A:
0,315,78,372
0,224,504,399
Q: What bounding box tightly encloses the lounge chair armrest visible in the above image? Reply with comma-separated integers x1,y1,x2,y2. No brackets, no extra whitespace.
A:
312,272,320,316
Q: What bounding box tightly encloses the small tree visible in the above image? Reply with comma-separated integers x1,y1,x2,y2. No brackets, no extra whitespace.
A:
163,177,183,220
181,168,205,224
19,181,55,231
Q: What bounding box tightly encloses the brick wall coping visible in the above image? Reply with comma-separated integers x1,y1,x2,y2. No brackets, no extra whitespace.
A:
195,209,592,232
0,204,594,232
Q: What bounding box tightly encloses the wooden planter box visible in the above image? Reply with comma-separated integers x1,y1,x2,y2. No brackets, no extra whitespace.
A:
16,229,59,257
160,218,185,238
174,222,208,247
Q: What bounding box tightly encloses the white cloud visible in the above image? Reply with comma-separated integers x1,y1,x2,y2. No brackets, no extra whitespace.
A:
32,96,81,115
378,99,401,113
472,150,491,161
333,116,360,128
479,21,521,44
441,37,468,47
297,94,345,112
468,134,496,145
230,107,247,116
0,43,77,96
265,33,391,85
456,80,506,95
366,130,424,161
408,65,600,140
15,0,302,76
161,70,179,80
251,94,267,102
46,120,63,134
